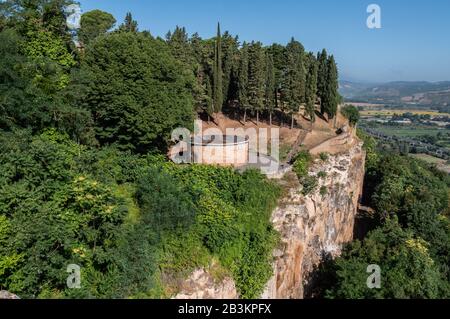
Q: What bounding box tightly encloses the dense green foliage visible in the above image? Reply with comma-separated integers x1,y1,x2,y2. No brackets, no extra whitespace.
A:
0,1,286,299
78,31,195,153
341,104,360,127
4,0,446,301
165,24,340,126
324,219,444,298
316,50,340,123
0,130,280,298
318,134,450,299
79,10,116,46
356,129,379,171
292,150,312,178
292,150,318,195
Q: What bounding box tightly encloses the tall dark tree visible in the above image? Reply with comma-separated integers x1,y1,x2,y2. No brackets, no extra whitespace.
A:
238,42,249,122
266,43,287,124
264,52,276,126
79,10,116,46
247,41,265,124
221,31,239,109
212,23,223,113
119,12,138,33
317,49,328,115
166,26,193,66
323,55,339,123
283,38,306,129
305,53,318,130
190,32,214,117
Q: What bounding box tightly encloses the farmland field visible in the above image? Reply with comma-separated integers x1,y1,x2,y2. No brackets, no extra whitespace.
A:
410,154,450,173
373,126,447,137
360,109,450,117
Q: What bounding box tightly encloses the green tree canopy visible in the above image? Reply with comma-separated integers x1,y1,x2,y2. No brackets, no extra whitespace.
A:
324,219,444,299
341,104,360,127
119,12,138,33
79,9,116,46
78,31,195,153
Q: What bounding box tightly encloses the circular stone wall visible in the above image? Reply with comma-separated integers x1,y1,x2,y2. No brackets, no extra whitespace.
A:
191,135,249,166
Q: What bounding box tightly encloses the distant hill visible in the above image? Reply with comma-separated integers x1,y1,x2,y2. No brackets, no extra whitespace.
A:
339,80,380,99
340,80,450,108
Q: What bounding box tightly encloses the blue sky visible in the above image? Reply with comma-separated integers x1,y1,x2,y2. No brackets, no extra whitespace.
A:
78,0,450,83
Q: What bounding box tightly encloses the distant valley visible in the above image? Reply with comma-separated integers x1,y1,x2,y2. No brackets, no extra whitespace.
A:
340,80,450,110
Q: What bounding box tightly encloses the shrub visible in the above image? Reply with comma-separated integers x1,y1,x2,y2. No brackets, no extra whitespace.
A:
301,175,318,195
161,165,281,299
341,104,360,127
318,171,327,179
320,186,328,197
293,150,312,179
319,152,329,161
135,167,196,235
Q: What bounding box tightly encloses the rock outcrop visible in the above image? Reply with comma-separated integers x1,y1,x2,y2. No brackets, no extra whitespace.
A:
261,141,365,298
173,269,238,299
175,141,366,299
0,291,20,299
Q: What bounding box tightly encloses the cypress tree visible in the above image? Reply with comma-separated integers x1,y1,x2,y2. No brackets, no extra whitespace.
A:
206,76,214,122
317,49,328,115
119,12,138,32
284,38,306,129
221,32,239,109
325,55,339,123
238,42,249,122
266,44,287,122
265,52,276,126
189,32,216,120
305,53,318,131
213,23,223,113
247,41,265,124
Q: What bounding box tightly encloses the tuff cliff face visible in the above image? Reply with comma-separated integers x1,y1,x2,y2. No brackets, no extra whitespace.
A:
261,141,365,298
174,141,366,299
173,269,238,299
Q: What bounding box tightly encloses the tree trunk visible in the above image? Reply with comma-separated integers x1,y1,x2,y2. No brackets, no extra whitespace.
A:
291,114,294,129
269,112,272,127
256,111,259,125
243,109,247,123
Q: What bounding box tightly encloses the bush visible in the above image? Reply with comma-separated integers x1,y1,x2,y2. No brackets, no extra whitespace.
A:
293,150,312,178
341,104,360,127
301,175,318,195
320,186,328,196
158,165,281,298
135,167,196,235
318,171,327,179
319,152,329,161
356,129,379,170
